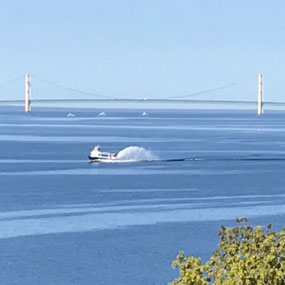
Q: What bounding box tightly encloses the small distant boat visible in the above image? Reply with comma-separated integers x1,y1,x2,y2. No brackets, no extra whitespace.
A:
89,145,118,161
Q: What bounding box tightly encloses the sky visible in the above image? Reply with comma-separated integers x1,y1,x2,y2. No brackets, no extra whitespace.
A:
0,0,285,104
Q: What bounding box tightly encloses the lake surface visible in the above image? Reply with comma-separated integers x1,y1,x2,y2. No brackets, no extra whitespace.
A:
1,107,285,284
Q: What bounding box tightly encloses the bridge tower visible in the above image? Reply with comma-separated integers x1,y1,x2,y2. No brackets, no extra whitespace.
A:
257,73,263,115
25,74,31,112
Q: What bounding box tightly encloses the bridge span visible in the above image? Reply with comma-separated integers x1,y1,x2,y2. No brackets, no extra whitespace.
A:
0,73,280,115
0,98,282,106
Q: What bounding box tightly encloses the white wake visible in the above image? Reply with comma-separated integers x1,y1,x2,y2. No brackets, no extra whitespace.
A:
116,146,156,162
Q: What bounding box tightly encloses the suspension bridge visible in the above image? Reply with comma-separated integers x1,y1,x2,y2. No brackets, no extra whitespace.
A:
0,73,280,115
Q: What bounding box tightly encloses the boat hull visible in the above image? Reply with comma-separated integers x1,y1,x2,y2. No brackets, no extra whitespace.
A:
89,155,117,161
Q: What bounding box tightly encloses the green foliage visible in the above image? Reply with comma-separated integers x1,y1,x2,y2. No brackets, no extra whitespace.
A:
172,220,285,284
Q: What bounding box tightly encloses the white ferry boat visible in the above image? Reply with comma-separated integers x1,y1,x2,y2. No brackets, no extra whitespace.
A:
89,145,118,161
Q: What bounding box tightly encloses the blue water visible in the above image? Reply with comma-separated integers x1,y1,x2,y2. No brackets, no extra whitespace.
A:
1,107,285,284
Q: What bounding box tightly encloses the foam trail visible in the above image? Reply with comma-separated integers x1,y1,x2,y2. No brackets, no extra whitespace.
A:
116,146,156,161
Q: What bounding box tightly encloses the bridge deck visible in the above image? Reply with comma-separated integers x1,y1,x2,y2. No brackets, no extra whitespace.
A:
0,98,284,106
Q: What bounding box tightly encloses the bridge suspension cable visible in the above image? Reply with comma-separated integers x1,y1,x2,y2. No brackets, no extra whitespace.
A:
32,75,114,100
165,82,237,99
0,75,25,89
30,74,240,102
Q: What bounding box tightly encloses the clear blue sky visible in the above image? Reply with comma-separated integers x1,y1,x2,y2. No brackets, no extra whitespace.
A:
0,0,285,102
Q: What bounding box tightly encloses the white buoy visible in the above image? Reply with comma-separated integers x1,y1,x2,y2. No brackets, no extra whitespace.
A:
257,74,263,116
98,112,106,117
25,74,31,112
